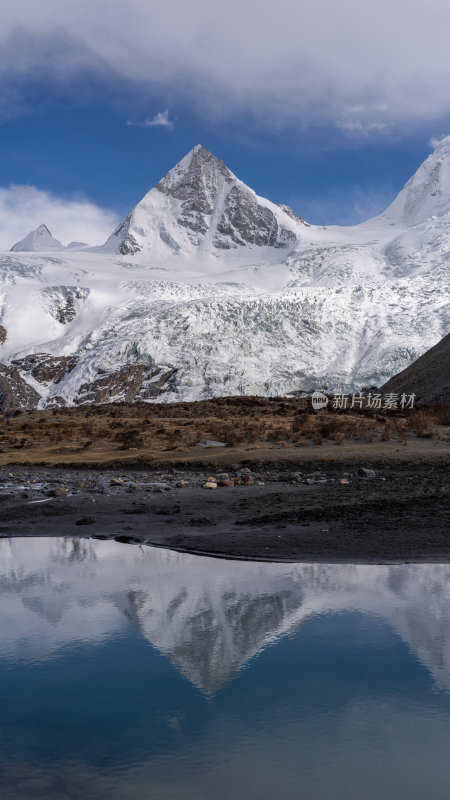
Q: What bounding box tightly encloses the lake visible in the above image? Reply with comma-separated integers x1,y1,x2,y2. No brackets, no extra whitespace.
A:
1,537,450,799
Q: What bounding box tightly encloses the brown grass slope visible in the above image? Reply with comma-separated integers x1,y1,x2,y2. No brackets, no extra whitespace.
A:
381,332,450,404
0,396,448,467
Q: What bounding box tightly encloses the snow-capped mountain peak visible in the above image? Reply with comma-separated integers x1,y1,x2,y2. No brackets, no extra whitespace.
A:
383,135,450,226
101,144,300,258
0,143,449,409
10,223,65,252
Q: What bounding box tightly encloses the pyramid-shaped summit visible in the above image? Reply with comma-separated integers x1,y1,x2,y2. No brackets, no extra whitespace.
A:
101,145,301,257
11,224,65,252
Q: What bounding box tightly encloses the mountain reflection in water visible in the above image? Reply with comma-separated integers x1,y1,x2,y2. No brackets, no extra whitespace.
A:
1,537,450,693
2,537,450,800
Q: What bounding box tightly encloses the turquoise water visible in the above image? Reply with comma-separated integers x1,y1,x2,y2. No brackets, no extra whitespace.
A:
1,538,450,799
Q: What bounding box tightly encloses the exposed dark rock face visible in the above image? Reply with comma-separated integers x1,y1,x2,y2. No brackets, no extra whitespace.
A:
75,365,176,405
56,295,77,324
278,204,309,226
0,364,40,412
76,366,146,404
112,215,142,256
155,145,296,250
0,326,6,344
137,367,177,400
156,145,233,245
42,286,88,325
11,353,78,385
214,186,296,249
0,354,176,410
380,332,450,404
46,395,67,408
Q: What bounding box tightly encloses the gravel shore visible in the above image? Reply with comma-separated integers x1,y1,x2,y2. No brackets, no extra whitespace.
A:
1,461,449,562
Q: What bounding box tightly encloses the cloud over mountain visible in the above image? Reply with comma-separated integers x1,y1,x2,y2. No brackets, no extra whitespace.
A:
2,1,450,133
0,185,118,249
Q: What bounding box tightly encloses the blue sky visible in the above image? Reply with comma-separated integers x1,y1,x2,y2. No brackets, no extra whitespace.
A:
1,0,450,247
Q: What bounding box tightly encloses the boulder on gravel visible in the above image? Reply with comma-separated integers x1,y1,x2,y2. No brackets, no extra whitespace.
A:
358,467,376,478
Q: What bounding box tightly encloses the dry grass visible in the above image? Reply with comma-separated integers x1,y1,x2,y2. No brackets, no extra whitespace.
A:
0,396,448,465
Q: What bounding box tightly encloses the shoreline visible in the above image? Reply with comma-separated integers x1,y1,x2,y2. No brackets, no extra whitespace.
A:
1,459,448,563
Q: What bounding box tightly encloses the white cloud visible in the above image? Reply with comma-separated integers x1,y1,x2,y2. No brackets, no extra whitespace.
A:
336,107,390,138
0,185,119,250
126,109,174,130
428,135,447,149
2,1,450,135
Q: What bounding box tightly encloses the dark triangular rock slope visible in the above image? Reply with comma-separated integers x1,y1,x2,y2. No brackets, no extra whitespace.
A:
380,333,450,404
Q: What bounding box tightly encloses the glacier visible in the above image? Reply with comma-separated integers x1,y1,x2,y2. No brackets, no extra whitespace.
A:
0,141,449,407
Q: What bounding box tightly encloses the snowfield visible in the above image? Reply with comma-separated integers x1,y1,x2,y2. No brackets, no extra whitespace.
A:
0,142,449,406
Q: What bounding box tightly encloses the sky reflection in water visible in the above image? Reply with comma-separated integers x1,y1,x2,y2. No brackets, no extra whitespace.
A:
1,537,450,799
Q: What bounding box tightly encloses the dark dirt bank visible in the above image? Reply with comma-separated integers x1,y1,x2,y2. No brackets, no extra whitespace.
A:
0,461,449,562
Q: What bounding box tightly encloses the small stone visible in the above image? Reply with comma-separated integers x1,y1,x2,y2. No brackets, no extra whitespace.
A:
203,481,217,490
358,467,376,478
241,475,254,485
110,478,124,486
237,468,252,475
216,473,229,480
289,472,303,481
46,487,68,497
219,479,234,487
256,481,265,485
340,478,350,485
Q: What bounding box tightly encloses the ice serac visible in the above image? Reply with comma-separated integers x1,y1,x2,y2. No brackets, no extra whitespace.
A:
383,135,450,226
102,144,299,257
10,224,65,252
